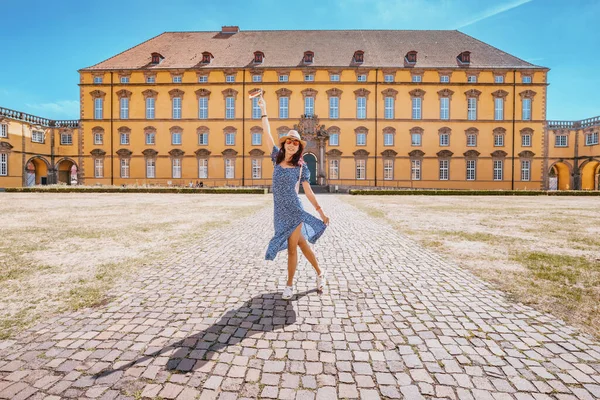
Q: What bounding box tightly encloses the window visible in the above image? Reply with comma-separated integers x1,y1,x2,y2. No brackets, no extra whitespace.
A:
304,74,314,82
252,97,261,119
199,97,208,119
225,132,235,145
146,98,155,119
304,97,314,116
440,75,450,83
198,159,208,179
439,160,449,180
94,159,103,178
94,131,103,145
198,75,208,83
226,75,235,83
61,132,72,145
494,134,504,147
467,134,477,147
172,158,182,178
384,132,394,146
226,97,235,119
120,98,129,119
198,132,208,145
555,135,567,147
252,75,262,83
146,132,155,145
279,97,289,119
356,159,366,180
357,97,366,119
120,158,130,178
357,74,367,82
522,134,531,147
252,132,262,146
94,98,103,120
522,99,532,121
384,74,394,83
329,97,339,119
146,159,155,178
521,160,530,181
411,75,422,83
356,132,366,146
252,159,261,179
32,130,44,143
120,131,129,145
467,75,477,83
384,97,394,119
412,98,422,120
411,133,421,146
494,98,504,121
172,76,182,83
172,131,182,145
279,75,288,82
94,76,103,84
586,132,599,145
494,76,504,83
411,160,421,180
467,98,477,120
522,76,532,84
329,133,339,146
172,97,182,119
466,160,476,180
0,153,6,176
304,52,314,64
439,133,449,146
0,124,7,138
384,159,393,180
225,158,234,179
120,76,129,84
329,159,339,179
330,74,340,82
440,98,449,120
493,160,503,180
146,76,155,84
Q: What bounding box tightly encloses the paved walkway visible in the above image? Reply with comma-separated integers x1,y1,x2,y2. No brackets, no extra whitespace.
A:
1,196,599,400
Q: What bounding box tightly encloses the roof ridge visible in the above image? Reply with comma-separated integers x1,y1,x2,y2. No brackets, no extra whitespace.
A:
160,29,458,33
79,31,167,72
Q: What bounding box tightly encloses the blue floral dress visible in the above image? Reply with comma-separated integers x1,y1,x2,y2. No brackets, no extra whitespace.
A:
265,146,327,260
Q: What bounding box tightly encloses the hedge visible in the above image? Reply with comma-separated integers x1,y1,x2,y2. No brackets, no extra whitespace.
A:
349,189,600,196
4,187,267,194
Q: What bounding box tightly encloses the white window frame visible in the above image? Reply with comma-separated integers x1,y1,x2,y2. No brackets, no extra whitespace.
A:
329,133,339,146
0,153,7,176
440,75,450,83
304,97,314,116
304,74,314,82
467,98,477,121
383,159,393,180
439,160,449,180
225,132,235,146
120,98,129,119
586,132,599,145
94,98,103,120
146,76,155,84
120,158,130,178
440,97,449,120
555,135,568,147
411,133,421,146
94,158,103,178
279,97,289,119
198,132,208,145
467,75,477,83
356,132,366,146
120,131,129,145
172,131,182,145
356,159,366,180
521,160,531,181
60,132,72,145
411,75,422,83
252,97,261,119
172,76,182,83
146,97,155,119
412,97,422,120
94,132,103,145
226,97,235,119
146,158,155,178
198,158,208,179
493,160,503,181
522,98,532,121
120,76,129,84
384,133,394,146
357,74,367,82
226,75,236,83
225,158,235,179
522,76,532,84
494,134,504,147
0,124,7,138
172,158,182,178
384,74,394,83
494,76,504,84
252,158,261,179
466,160,476,181
494,98,504,121
279,75,289,82
252,132,262,146
329,159,339,179
329,97,339,119
357,97,366,119
172,97,182,119
146,132,155,145
384,97,394,119
522,134,531,147
252,75,262,83
411,160,421,180
439,133,449,146
94,76,103,84
199,97,208,119
467,134,477,147
32,130,44,143
198,75,208,83
330,74,340,82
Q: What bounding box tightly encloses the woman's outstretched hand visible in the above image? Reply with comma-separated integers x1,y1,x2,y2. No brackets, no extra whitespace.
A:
258,96,267,113
319,210,330,226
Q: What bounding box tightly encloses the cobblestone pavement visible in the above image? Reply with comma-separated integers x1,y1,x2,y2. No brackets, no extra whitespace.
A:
1,196,599,400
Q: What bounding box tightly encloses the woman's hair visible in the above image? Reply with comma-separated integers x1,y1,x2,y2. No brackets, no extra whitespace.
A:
276,141,304,166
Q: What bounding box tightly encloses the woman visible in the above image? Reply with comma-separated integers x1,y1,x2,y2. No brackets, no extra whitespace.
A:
259,95,330,300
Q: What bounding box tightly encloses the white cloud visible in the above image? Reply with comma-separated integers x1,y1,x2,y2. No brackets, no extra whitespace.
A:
456,0,533,28
25,100,80,118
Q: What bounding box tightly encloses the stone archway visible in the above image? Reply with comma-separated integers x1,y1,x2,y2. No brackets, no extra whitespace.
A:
56,158,78,185
548,161,571,190
303,153,318,185
25,156,50,186
580,159,600,190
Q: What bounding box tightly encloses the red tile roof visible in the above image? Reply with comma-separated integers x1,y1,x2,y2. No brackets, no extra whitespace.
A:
81,30,545,71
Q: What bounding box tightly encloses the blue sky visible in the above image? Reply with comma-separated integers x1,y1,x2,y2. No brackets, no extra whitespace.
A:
0,0,598,121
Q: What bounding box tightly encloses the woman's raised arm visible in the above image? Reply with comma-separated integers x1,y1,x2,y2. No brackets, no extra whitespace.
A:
258,95,276,150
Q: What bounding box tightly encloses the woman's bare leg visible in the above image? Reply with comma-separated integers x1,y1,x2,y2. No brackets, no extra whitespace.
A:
298,235,322,276
286,224,303,286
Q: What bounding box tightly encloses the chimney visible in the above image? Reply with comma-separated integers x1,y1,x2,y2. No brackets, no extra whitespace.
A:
221,26,240,34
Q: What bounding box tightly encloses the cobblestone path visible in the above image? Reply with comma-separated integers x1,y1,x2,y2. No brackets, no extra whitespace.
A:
1,196,599,399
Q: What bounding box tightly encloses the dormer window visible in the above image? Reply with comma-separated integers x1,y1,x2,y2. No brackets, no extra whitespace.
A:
151,52,163,65
405,51,417,64
202,52,214,64
457,51,471,65
353,50,364,64
254,51,264,64
303,51,314,64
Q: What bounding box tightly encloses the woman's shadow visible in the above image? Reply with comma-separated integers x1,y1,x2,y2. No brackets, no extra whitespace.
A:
94,290,315,379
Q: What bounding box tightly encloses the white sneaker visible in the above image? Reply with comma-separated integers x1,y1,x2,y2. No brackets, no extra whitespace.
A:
316,271,326,292
282,286,294,300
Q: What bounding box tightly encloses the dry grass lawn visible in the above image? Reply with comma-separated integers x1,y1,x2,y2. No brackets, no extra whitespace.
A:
345,195,600,338
0,193,270,339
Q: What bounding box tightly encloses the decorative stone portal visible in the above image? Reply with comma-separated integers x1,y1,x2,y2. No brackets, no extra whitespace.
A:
294,115,329,185
303,153,318,185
